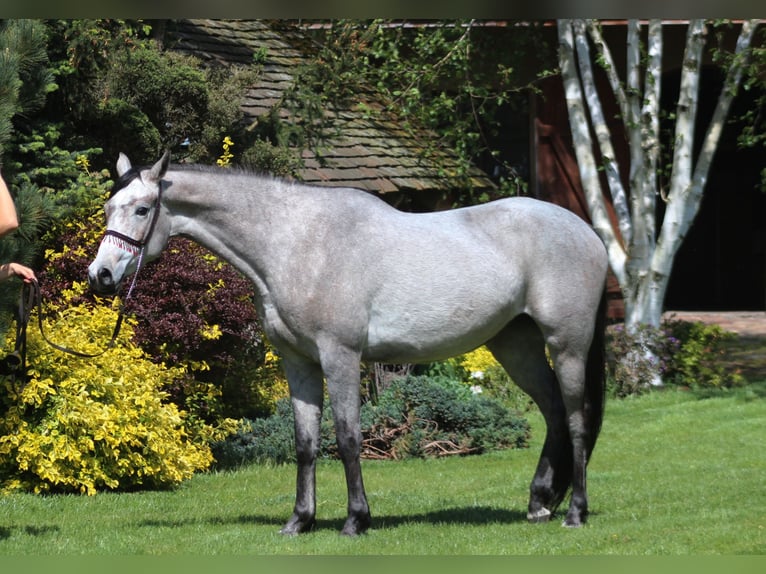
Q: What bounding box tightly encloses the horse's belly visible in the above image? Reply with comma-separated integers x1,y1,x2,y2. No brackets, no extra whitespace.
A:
363,295,520,364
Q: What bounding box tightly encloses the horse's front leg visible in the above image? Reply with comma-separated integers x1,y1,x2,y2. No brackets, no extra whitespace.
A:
280,358,324,535
322,343,371,536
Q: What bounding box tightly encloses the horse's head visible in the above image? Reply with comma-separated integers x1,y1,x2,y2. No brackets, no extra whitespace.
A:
87,151,171,295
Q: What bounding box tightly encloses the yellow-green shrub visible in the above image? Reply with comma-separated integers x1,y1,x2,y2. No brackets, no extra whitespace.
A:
0,283,225,494
430,347,532,411
458,346,502,379
219,339,289,419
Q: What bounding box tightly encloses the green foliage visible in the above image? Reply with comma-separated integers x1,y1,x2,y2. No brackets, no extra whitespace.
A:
193,65,262,163
94,98,163,164
237,138,303,178
0,284,226,494
211,399,297,467
0,180,51,339
364,375,529,459
425,346,533,412
282,20,550,203
38,21,259,169
212,374,529,468
712,21,766,192
661,319,746,389
41,20,152,159
3,122,103,197
103,44,208,159
0,20,55,150
0,20,57,338
219,340,289,420
606,319,745,397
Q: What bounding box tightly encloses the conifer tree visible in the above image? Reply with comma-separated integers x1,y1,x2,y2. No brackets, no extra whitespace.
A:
0,20,54,336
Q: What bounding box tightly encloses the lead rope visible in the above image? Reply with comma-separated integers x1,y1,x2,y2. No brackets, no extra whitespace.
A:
31,277,127,359
0,260,146,383
1,180,160,380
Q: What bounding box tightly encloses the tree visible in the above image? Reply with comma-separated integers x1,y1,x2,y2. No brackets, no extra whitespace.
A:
0,20,54,336
557,19,760,384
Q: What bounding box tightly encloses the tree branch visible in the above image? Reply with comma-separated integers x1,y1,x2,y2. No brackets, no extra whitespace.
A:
692,20,759,194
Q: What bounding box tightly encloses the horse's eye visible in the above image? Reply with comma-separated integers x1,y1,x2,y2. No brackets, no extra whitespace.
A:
135,206,150,217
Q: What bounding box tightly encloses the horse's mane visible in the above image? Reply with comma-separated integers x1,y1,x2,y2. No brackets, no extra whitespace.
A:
110,161,288,198
110,167,142,198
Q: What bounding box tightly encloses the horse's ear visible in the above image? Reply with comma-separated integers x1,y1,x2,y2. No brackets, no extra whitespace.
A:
148,150,171,182
116,153,132,177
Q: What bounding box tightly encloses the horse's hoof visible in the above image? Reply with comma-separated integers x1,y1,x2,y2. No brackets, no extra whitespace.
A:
527,507,552,523
562,510,586,528
561,519,583,528
340,514,372,536
279,516,315,535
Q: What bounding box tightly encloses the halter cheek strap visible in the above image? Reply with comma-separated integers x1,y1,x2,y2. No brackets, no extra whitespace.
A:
103,183,164,252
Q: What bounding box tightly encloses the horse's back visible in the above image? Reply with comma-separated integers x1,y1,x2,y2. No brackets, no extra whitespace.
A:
355,196,607,362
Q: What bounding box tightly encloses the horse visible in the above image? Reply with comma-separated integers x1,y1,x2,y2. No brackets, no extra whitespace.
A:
88,151,608,534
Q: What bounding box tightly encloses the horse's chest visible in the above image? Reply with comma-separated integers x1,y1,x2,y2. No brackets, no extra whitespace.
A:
260,301,307,352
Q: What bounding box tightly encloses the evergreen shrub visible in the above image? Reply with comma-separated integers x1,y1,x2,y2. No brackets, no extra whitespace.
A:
211,374,530,468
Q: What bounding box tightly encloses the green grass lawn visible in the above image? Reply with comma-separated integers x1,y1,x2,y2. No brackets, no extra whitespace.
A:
1,382,764,555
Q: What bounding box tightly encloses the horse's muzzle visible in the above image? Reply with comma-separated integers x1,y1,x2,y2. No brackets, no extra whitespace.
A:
88,266,119,295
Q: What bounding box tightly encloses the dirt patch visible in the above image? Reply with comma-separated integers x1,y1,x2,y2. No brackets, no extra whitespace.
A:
664,311,766,338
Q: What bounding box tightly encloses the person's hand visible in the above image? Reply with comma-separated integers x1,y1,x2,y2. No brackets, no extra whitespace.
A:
0,262,37,283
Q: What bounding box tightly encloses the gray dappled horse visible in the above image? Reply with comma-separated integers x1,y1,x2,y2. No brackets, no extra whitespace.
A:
88,151,608,534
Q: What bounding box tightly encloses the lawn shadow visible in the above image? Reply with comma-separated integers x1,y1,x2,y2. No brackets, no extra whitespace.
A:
0,524,60,541
372,506,528,530
137,505,530,533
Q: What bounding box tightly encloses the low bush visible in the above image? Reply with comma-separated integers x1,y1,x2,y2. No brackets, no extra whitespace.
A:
211,374,529,469
606,318,745,397
661,318,745,388
0,284,236,494
362,375,529,459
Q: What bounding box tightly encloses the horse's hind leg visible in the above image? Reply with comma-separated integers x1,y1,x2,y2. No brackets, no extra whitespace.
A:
486,314,572,523
546,343,592,527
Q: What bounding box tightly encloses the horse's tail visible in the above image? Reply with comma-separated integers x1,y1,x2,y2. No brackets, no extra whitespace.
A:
584,284,607,460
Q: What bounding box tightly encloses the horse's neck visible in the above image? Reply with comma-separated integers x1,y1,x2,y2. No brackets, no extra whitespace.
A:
164,169,295,294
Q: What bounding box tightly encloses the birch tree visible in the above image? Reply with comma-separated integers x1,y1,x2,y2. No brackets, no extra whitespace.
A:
557,19,759,331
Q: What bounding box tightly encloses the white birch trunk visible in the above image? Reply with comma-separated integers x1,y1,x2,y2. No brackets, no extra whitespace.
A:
556,19,759,386
571,20,632,247
557,20,627,286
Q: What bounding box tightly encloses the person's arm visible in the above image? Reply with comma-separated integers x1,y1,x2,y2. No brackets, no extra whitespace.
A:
0,172,20,237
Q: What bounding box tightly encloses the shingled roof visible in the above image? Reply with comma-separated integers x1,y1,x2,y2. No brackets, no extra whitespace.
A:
163,19,496,207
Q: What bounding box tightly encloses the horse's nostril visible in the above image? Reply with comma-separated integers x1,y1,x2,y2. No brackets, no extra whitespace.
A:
98,268,113,282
